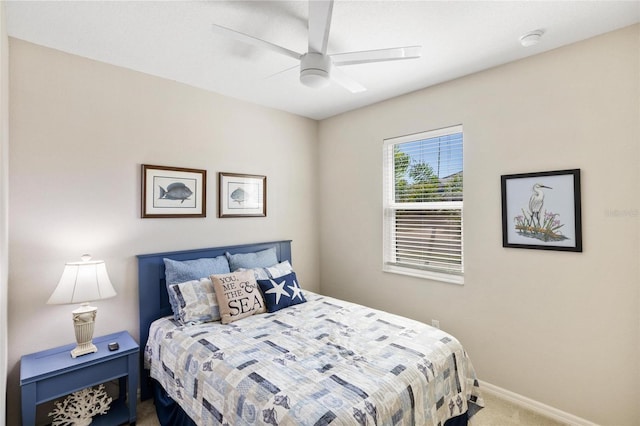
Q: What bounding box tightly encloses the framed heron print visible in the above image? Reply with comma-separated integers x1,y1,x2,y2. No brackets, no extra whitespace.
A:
142,164,206,218
501,169,582,251
218,172,266,218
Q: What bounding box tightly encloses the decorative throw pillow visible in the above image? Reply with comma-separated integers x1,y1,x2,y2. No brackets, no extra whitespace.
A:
265,260,293,279
236,261,293,281
226,247,278,271
168,278,220,325
211,271,266,324
164,256,230,320
235,267,271,281
257,272,306,313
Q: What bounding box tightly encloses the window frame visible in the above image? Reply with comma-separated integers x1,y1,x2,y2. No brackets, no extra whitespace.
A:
382,125,464,285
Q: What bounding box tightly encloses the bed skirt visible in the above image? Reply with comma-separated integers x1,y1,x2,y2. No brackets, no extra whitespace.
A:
153,380,197,426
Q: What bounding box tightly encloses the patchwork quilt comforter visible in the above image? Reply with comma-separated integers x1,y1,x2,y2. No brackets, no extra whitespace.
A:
145,292,484,425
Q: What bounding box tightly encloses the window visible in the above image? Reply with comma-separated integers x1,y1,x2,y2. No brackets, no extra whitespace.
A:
383,125,463,284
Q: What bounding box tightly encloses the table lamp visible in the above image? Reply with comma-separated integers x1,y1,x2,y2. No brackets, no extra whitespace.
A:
47,255,117,358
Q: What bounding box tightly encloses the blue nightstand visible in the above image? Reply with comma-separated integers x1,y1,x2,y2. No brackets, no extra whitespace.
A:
20,330,139,426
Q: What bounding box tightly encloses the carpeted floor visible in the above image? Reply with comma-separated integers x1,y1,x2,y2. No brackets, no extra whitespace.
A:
135,396,160,426
471,392,567,425
135,391,569,425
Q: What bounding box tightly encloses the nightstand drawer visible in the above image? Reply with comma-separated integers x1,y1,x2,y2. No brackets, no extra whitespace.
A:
35,356,128,403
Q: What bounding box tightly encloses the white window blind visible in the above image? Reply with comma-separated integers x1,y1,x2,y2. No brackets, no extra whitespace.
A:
383,125,463,283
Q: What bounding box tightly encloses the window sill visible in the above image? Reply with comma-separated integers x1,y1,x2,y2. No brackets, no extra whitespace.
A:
383,264,464,285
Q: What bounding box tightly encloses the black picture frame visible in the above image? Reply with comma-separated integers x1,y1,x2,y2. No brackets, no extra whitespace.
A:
501,169,582,251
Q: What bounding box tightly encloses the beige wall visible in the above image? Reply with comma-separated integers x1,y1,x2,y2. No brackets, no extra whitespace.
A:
318,25,639,425
7,39,319,424
0,4,8,426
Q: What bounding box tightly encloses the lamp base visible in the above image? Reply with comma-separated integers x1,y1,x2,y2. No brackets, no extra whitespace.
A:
71,342,98,358
71,304,98,358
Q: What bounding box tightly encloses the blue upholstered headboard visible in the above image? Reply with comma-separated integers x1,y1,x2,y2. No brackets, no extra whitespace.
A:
136,240,292,399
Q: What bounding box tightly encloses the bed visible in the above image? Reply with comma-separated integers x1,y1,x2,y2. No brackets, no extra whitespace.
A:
138,240,484,425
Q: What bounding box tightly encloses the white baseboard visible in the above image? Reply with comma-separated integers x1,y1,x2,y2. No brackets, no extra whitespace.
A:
478,380,599,426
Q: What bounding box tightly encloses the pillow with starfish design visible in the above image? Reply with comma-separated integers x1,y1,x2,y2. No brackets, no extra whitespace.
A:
256,272,307,313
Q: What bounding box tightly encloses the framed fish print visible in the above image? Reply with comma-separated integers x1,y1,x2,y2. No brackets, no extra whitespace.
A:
501,169,582,251
218,172,266,218
141,164,206,218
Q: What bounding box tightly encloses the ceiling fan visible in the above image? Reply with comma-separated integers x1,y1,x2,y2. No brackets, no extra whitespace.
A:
211,0,421,93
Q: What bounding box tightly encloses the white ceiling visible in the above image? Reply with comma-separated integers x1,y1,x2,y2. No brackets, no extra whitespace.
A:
5,1,640,120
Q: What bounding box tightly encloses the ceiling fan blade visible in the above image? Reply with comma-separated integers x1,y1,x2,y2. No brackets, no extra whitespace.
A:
308,0,333,54
212,23,302,61
264,64,299,80
330,66,366,93
331,46,421,66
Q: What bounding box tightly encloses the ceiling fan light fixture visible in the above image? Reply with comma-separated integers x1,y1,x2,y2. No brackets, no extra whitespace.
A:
300,69,330,88
300,52,331,89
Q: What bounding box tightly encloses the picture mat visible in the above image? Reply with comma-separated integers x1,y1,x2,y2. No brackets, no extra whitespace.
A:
504,174,576,247
225,181,261,210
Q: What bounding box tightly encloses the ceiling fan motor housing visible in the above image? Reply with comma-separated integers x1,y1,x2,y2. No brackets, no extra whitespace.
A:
300,52,331,88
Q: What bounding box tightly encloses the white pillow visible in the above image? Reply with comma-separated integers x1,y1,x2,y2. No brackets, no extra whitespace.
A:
235,267,270,281
266,260,294,278
237,260,294,280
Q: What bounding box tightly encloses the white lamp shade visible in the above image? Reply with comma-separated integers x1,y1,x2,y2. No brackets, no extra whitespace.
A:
47,257,117,305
